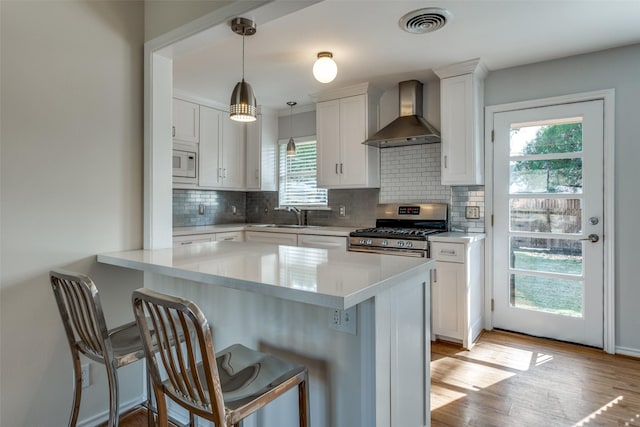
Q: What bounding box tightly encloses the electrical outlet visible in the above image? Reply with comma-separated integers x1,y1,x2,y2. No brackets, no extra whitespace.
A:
81,363,90,388
198,204,205,215
329,306,357,335
338,205,346,217
465,206,480,219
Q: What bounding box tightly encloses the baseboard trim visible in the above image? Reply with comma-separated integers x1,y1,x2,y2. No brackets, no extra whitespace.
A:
77,394,146,427
615,346,640,359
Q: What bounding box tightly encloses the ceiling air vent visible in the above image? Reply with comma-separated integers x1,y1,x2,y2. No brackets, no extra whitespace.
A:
399,7,452,34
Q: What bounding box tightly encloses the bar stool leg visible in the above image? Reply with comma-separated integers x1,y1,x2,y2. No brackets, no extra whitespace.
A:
298,371,310,427
69,355,83,427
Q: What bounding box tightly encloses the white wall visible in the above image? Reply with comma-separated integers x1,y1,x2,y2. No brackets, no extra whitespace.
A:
484,43,640,353
144,0,232,42
0,2,145,425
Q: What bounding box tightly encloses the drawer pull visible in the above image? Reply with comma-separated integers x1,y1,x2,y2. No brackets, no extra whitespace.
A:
440,249,457,255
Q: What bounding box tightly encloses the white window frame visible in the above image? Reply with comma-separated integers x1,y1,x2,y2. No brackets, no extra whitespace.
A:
278,136,328,208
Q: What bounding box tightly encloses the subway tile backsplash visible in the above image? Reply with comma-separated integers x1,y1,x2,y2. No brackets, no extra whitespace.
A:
379,144,485,232
380,144,450,203
172,189,246,227
173,145,485,232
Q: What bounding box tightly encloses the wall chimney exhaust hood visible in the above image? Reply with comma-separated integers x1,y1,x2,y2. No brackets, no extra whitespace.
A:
363,80,440,148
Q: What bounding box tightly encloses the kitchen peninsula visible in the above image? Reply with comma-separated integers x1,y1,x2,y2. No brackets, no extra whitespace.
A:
98,241,434,427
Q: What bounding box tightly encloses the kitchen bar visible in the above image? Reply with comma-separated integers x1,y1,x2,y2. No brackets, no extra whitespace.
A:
98,241,435,427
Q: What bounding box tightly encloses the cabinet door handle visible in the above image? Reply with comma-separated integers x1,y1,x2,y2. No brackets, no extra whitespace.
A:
223,168,227,178
172,126,176,137
180,241,193,245
432,268,437,283
335,163,339,174
444,155,448,169
440,249,456,256
340,163,343,174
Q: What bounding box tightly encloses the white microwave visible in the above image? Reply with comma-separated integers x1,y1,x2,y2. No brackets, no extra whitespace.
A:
173,144,197,184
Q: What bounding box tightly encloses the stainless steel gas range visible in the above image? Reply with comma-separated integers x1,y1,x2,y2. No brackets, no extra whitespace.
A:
348,203,448,257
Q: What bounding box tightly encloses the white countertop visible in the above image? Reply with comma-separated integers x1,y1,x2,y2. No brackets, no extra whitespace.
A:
428,232,486,243
97,241,433,310
173,224,357,237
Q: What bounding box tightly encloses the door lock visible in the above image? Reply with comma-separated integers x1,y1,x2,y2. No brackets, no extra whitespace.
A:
579,234,599,243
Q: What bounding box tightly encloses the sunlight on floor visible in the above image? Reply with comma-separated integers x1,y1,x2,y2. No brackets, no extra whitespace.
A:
535,352,554,366
431,342,555,411
451,343,542,371
572,396,623,426
431,356,516,410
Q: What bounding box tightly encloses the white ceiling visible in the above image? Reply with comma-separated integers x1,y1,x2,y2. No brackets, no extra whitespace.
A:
173,0,640,112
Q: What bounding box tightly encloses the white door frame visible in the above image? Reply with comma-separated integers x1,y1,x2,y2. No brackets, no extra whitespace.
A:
484,89,615,353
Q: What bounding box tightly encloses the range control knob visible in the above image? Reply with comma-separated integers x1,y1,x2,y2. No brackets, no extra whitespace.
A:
397,241,405,247
359,239,366,245
406,241,413,248
381,240,388,246
366,239,373,245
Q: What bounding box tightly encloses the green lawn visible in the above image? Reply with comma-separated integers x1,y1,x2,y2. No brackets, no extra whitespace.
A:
511,250,583,317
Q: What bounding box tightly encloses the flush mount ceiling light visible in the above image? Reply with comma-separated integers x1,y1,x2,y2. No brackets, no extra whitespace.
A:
399,7,452,34
313,52,337,84
229,17,257,122
286,101,297,156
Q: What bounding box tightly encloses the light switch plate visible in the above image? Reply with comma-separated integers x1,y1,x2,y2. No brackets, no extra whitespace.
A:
465,206,480,219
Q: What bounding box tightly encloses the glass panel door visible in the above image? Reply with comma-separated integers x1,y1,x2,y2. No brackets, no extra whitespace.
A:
493,100,604,347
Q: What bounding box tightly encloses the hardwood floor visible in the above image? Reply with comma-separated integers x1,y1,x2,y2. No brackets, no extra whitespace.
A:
431,330,640,426
111,330,640,426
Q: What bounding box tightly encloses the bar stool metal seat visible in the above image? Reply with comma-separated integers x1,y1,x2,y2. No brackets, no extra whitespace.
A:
50,269,149,427
132,288,309,427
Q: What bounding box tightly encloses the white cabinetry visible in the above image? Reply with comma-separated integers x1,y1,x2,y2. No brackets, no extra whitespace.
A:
297,234,346,250
316,84,381,188
246,109,278,191
173,233,216,247
173,231,244,247
245,231,298,246
431,239,484,349
434,59,487,185
215,231,244,242
173,98,199,143
199,105,246,190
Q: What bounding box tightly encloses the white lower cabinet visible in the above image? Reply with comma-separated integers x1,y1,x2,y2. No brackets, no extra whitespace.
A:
173,233,216,247
245,231,298,246
215,231,244,242
297,234,346,249
173,231,244,247
431,240,484,349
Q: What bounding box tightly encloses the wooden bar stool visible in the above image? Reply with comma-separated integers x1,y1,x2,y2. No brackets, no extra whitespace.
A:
132,287,310,427
50,269,151,427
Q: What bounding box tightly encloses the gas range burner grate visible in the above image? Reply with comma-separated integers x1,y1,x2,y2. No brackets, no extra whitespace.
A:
351,227,442,240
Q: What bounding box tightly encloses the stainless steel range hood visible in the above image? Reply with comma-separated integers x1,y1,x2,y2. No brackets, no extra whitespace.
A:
363,80,440,147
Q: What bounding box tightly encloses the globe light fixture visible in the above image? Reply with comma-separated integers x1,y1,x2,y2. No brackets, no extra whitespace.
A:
313,52,337,84
229,18,257,122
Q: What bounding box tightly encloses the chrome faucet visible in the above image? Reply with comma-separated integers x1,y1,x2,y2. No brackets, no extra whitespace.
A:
285,206,303,225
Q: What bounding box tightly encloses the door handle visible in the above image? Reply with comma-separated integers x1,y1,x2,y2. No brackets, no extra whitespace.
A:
579,234,599,243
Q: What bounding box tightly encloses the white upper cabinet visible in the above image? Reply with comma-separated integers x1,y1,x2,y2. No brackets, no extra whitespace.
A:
246,109,278,191
434,59,488,186
199,105,246,190
316,84,381,189
173,98,200,143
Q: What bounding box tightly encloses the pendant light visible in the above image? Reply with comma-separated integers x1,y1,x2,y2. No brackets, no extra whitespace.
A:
313,52,338,83
229,18,257,122
286,101,297,156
